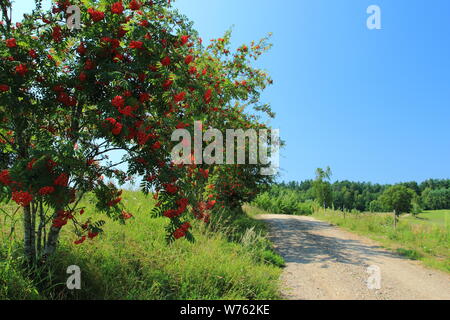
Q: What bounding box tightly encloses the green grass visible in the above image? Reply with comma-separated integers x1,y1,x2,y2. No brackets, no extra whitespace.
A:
312,208,449,273
404,210,450,227
0,191,282,300
242,204,272,217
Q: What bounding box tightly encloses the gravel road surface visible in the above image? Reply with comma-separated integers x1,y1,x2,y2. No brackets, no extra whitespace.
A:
257,214,450,300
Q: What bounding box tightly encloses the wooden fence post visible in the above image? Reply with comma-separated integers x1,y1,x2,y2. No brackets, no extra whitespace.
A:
393,209,397,229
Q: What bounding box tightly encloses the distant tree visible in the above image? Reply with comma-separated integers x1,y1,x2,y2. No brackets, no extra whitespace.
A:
313,167,333,208
411,198,423,216
258,178,449,215
419,179,450,192
379,185,416,215
421,187,450,210
369,199,386,213
400,181,420,195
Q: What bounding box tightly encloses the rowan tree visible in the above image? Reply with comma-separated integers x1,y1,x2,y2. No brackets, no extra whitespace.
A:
0,0,275,264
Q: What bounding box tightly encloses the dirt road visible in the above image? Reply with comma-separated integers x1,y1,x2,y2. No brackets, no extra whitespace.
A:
256,214,450,300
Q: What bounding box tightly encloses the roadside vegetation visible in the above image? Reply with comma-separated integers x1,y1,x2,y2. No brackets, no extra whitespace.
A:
251,168,450,273
0,0,282,301
252,187,314,216
0,191,283,300
403,210,450,227
312,208,449,273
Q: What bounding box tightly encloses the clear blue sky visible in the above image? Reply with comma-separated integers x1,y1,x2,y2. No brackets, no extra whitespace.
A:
12,0,450,184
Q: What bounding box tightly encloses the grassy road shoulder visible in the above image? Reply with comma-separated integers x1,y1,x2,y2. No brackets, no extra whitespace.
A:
0,191,283,300
311,208,449,273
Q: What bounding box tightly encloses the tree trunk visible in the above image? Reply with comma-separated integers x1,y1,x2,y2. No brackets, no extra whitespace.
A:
44,210,62,258
23,206,36,264
36,201,45,258
44,225,62,258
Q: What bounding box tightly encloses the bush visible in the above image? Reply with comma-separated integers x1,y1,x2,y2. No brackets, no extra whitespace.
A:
252,186,314,215
411,201,423,216
369,199,386,213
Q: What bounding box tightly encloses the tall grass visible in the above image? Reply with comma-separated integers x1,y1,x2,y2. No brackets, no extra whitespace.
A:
313,208,449,273
0,191,282,300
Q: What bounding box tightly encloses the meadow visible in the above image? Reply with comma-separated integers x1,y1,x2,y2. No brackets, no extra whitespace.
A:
403,210,449,227
0,191,283,300
312,208,449,273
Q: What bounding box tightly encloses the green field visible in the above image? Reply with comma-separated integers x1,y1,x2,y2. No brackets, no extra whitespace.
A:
404,210,450,227
312,208,449,273
0,191,283,300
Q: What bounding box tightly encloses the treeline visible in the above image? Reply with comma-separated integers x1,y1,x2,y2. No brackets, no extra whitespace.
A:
253,178,450,214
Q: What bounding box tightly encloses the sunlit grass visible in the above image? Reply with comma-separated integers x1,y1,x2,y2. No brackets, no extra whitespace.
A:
0,191,282,300
312,208,449,273
403,210,449,227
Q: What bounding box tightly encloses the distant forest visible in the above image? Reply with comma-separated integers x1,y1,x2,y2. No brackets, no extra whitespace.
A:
253,178,450,215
